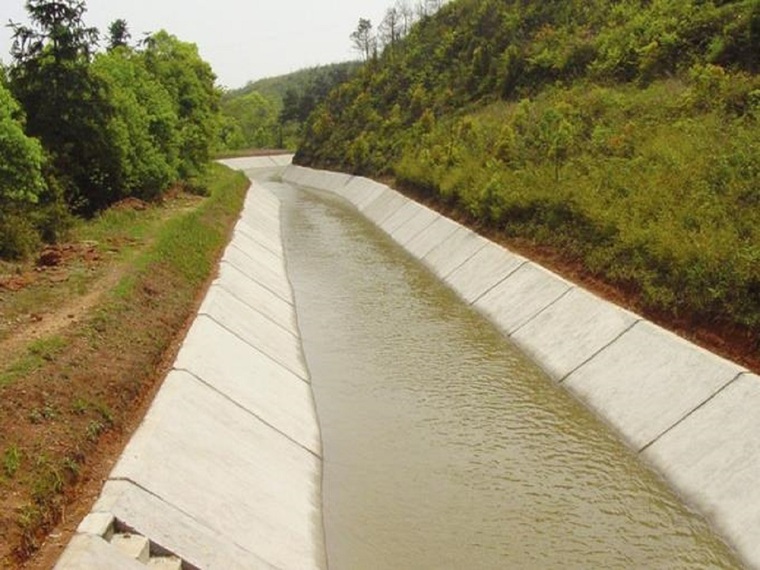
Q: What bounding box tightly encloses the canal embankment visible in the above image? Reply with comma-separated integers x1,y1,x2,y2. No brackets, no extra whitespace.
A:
55,155,326,570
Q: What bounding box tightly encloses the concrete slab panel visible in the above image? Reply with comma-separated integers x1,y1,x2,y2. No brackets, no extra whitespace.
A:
405,216,466,262
392,206,440,248
221,246,292,303
93,481,278,570
215,262,296,334
362,188,407,226
238,209,279,241
343,178,390,211
175,315,319,453
77,512,115,539
421,225,486,279
379,201,424,235
643,373,760,568
446,241,527,304
243,189,280,218
269,154,295,166
110,372,324,570
241,194,280,229
56,534,147,570
199,285,307,379
248,180,280,201
233,219,283,257
282,165,310,186
511,287,640,380
474,262,571,336
296,169,323,188
291,169,337,191
230,230,285,273
230,230,285,271
217,156,277,170
564,321,745,451
301,171,353,197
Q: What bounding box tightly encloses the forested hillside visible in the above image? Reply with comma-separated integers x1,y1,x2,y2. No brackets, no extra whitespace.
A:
218,62,360,151
1,0,219,259
296,0,760,359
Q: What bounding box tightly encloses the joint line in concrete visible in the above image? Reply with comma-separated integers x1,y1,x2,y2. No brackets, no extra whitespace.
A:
396,213,440,248
106,477,222,541
438,241,489,280
637,370,747,454
219,259,294,307
557,318,644,384
174,368,321,459
508,285,575,339
196,314,310,384
375,196,407,228
469,259,531,306
229,239,284,270
233,226,283,258
106,477,277,568
213,283,298,340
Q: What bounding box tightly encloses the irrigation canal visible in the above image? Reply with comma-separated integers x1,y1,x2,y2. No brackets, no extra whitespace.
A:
268,177,741,570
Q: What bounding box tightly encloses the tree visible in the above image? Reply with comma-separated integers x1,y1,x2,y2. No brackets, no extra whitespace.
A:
280,88,301,124
379,7,402,52
220,90,278,149
93,47,179,199
107,19,131,50
396,1,416,37
141,31,220,179
415,0,444,19
0,82,45,204
10,0,99,65
0,79,71,259
350,18,376,61
9,0,121,212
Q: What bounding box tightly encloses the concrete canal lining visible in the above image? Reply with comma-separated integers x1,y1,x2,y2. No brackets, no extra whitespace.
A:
56,155,758,569
282,163,760,570
56,156,327,569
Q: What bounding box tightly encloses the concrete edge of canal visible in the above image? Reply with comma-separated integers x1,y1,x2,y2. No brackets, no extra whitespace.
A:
281,163,760,570
55,156,328,570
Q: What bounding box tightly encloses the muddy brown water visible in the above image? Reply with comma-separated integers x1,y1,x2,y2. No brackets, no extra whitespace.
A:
272,179,741,570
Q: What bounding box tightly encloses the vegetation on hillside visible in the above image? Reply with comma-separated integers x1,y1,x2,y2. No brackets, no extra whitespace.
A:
296,0,760,352
218,62,360,152
1,0,220,259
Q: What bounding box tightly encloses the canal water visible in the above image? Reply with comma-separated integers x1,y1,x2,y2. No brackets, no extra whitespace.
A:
272,180,741,569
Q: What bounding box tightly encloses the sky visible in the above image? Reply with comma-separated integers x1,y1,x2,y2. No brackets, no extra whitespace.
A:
1,0,395,89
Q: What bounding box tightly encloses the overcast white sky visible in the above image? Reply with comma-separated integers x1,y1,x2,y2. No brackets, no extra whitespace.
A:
1,0,395,89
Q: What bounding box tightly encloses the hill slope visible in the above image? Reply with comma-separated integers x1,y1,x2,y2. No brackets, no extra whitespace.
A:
219,62,360,150
295,0,760,364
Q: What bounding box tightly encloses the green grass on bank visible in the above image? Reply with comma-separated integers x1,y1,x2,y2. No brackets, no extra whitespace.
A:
394,77,760,335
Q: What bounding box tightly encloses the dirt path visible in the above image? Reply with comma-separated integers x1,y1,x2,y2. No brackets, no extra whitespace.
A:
0,260,130,365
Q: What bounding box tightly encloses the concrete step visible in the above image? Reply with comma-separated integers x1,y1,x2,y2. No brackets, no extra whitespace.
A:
111,533,150,564
147,555,183,569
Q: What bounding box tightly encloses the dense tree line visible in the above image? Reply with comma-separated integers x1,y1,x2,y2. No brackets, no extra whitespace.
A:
296,0,760,348
218,62,360,152
1,0,220,258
